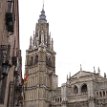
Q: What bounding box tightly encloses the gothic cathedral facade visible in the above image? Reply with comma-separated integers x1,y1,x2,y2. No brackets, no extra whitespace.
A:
24,6,58,107
24,6,107,107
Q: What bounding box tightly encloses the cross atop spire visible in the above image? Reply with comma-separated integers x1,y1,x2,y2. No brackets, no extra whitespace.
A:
43,0,44,10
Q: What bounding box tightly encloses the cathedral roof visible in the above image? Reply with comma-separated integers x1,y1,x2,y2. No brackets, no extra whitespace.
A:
71,70,94,78
70,66,103,79
70,70,106,81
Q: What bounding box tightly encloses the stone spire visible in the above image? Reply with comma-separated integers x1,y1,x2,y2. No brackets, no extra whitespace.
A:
104,72,106,78
33,31,36,47
50,38,53,50
98,67,100,75
67,74,68,80
38,3,47,23
69,72,71,79
29,36,33,49
80,64,82,71
93,66,96,73
30,2,54,51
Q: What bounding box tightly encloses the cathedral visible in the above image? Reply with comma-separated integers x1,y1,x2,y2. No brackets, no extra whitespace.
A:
24,5,107,107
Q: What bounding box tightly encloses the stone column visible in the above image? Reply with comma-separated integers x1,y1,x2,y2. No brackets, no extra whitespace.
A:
7,82,14,107
88,81,95,107
61,83,67,107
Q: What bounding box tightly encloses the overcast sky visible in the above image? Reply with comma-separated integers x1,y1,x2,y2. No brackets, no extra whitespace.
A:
19,0,107,86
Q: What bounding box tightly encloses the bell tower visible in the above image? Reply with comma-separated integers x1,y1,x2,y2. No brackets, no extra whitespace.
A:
24,5,58,107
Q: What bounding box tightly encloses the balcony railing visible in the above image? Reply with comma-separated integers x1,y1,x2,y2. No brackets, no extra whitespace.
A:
68,93,88,102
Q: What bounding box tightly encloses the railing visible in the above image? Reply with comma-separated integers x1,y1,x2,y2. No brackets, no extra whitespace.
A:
68,93,88,102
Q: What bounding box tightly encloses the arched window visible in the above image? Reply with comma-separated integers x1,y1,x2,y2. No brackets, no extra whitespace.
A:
48,57,52,66
81,84,87,94
103,91,105,97
100,91,102,97
58,98,59,102
46,56,52,67
74,85,78,94
96,92,98,96
35,55,38,64
30,56,33,65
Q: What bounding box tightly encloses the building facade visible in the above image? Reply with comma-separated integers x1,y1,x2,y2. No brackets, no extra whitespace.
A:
24,6,107,107
0,0,22,107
